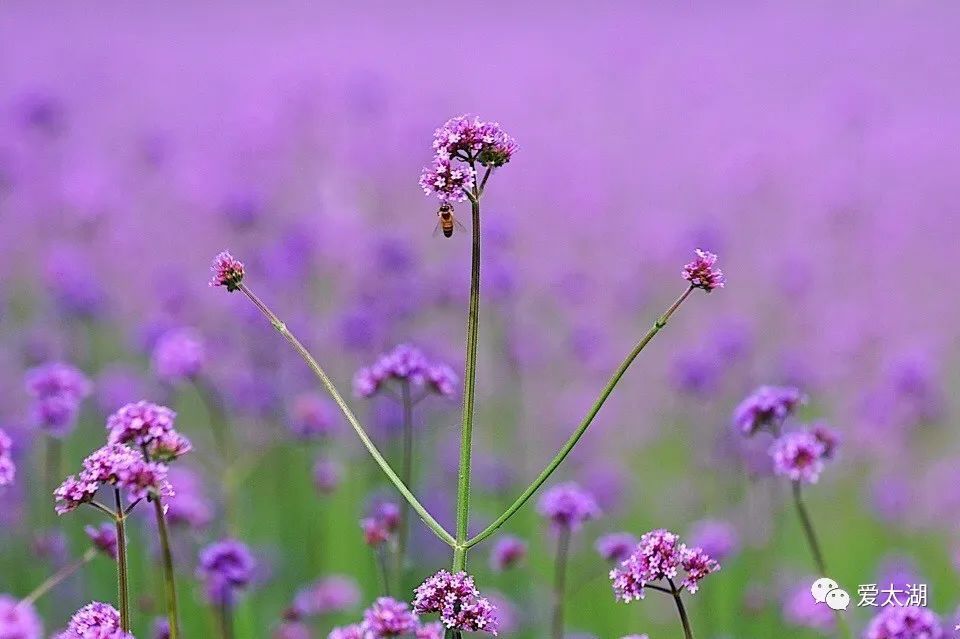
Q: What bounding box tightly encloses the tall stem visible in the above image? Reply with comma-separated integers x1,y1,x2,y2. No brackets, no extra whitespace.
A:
375,546,392,597
19,547,96,606
114,489,131,632
467,286,695,548
791,481,826,574
669,579,695,639
397,380,414,588
217,602,234,639
551,528,571,639
153,497,181,639
237,283,455,548
453,194,482,572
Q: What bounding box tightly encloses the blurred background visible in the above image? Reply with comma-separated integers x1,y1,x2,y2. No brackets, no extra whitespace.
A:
1,2,959,637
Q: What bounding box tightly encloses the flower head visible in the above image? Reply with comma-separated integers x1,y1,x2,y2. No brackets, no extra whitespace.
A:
288,393,337,441
681,249,725,292
197,539,256,606
106,401,177,448
489,536,527,572
59,602,132,639
354,345,456,400
769,431,827,484
413,570,498,635
537,482,601,533
430,115,518,167
863,606,943,639
733,385,805,436
25,362,92,436
361,597,419,637
152,617,170,639
416,622,445,639
85,523,118,560
595,532,639,563
56,443,172,515
151,328,205,383
313,457,342,495
0,428,15,486
419,157,475,202
609,529,719,602
327,625,365,639
0,594,42,639
210,251,245,291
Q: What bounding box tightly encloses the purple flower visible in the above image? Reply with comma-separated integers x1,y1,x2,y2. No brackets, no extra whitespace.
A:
864,606,943,639
354,344,453,398
54,474,100,515
430,115,518,168
423,364,458,399
419,157,475,202
106,401,177,448
197,539,256,606
537,482,601,533
0,594,42,639
85,523,118,560
210,251,245,291
489,536,527,572
681,249,725,292
58,602,131,639
610,529,719,602
361,597,419,637
25,362,92,437
595,532,639,563
55,443,171,515
288,393,337,441
769,431,827,484
810,421,841,460
687,520,739,562
360,501,400,547
0,428,15,486
416,622,444,639
152,617,170,639
313,457,342,495
413,570,498,635
327,625,364,639
151,328,205,383
733,385,805,436
292,575,360,617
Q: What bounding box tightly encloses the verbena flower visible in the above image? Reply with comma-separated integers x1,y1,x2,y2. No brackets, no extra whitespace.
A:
430,115,518,167
610,529,719,602
418,157,475,202
416,622,444,639
85,523,118,560
489,536,527,572
152,618,170,639
25,362,92,437
313,457,342,495
361,597,419,637
733,385,805,436
0,594,42,639
413,571,498,635
197,539,256,606
537,482,601,533
292,575,360,617
687,520,739,562
288,393,337,441
863,606,943,639
769,431,827,484
151,328,205,383
58,601,132,639
361,502,400,547
327,624,364,639
106,401,177,448
0,428,15,486
210,251,245,291
55,444,172,515
596,532,639,563
681,249,725,292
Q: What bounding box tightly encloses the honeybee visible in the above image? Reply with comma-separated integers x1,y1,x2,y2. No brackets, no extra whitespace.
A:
433,203,466,238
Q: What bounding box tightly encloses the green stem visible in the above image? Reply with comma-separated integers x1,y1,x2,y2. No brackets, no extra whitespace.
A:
467,285,696,548
791,481,826,574
551,528,571,639
669,579,695,639
453,193,482,571
153,497,181,639
216,602,234,639
193,377,238,534
114,489,131,632
375,546,392,597
396,380,414,589
237,283,455,548
19,547,96,606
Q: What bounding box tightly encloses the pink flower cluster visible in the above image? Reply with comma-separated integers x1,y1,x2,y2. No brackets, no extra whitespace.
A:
0,427,14,486
361,597,419,637
733,385,805,436
681,249,725,292
413,570,499,635
863,606,944,639
769,430,827,484
537,482,601,533
610,529,720,602
55,443,172,515
106,401,192,463
25,361,93,437
360,501,401,547
57,602,132,639
353,344,458,400
209,250,245,291
419,115,517,201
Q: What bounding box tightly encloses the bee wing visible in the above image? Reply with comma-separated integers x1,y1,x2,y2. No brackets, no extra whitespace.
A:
432,219,443,237
454,218,467,232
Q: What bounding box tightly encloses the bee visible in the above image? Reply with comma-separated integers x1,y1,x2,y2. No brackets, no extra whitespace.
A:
433,203,466,238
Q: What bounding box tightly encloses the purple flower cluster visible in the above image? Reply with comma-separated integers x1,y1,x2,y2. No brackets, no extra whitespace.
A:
0,594,42,639
537,482,601,533
210,251,245,291
413,570,499,635
151,328,205,383
733,385,805,436
353,344,457,400
420,115,517,201
85,523,119,560
769,430,827,484
106,401,191,462
287,393,337,441
327,625,364,639
197,539,257,606
596,532,639,563
361,597,419,637
313,457,342,495
25,362,92,437
361,501,401,547
863,606,943,639
489,535,527,572
610,529,720,602
0,428,14,486
55,443,172,514
57,602,132,639
681,249,725,292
